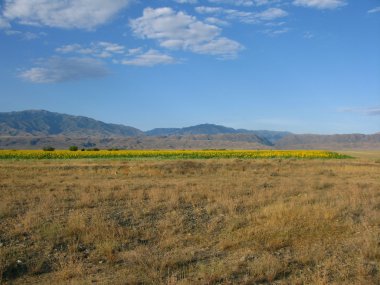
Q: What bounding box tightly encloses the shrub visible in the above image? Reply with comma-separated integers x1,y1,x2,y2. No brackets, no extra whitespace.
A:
42,146,55,151
69,146,78,151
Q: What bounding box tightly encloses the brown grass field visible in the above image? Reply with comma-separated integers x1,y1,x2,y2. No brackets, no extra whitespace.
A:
0,153,379,284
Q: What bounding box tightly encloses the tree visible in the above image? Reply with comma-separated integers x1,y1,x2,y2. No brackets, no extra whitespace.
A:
69,146,78,151
42,146,55,151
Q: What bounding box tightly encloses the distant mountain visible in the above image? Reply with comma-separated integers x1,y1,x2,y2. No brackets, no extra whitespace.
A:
173,133,273,146
0,135,271,150
146,124,290,144
275,134,380,150
2,110,378,150
146,124,237,136
145,128,181,136
236,130,292,144
0,110,143,137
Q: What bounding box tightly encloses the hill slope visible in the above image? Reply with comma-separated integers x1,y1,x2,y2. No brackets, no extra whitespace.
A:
146,124,237,136
2,110,378,150
0,110,143,137
146,124,290,144
275,134,380,150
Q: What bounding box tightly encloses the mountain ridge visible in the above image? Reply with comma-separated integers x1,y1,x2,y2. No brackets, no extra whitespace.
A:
0,110,379,150
0,110,290,143
0,110,143,137
146,124,291,144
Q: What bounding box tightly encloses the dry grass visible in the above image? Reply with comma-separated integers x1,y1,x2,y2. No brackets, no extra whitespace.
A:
340,150,380,161
0,156,379,284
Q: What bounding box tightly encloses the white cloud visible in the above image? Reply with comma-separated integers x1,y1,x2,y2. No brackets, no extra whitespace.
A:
2,0,131,29
256,8,288,20
56,44,85,54
367,108,380,116
303,31,314,39
4,29,45,40
190,37,244,58
0,16,10,29
341,107,380,116
19,57,108,83
293,0,346,9
208,0,254,6
175,0,268,4
368,7,380,14
121,49,177,66
263,27,289,36
195,7,224,14
195,6,288,24
204,17,229,26
130,7,243,59
254,0,280,5
207,0,281,6
56,42,176,67
265,21,286,26
56,42,125,58
174,0,198,3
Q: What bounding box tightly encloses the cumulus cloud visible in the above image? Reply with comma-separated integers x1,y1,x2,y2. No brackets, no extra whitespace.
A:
368,7,380,14
121,49,177,66
293,0,346,9
195,6,288,24
2,0,131,29
130,7,244,59
19,57,109,83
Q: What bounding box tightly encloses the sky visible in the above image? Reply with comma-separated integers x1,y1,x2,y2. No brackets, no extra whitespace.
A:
0,0,379,134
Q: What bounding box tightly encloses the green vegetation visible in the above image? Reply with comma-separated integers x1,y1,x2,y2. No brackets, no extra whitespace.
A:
68,146,78,151
42,146,55,151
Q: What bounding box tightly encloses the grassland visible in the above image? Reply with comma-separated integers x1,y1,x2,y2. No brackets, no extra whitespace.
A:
0,153,379,284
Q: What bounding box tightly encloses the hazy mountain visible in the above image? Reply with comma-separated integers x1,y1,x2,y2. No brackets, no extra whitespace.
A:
145,128,181,136
146,124,290,143
146,124,238,136
236,130,292,144
0,110,143,137
0,135,271,150
172,133,273,146
275,134,380,150
1,110,378,150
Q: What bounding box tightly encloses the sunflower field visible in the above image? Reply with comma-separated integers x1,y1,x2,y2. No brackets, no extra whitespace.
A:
0,149,351,160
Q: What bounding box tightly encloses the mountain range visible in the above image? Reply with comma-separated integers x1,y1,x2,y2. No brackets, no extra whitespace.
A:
0,110,143,137
0,110,379,150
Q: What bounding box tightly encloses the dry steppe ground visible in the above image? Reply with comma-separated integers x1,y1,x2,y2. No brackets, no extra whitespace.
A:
0,154,379,284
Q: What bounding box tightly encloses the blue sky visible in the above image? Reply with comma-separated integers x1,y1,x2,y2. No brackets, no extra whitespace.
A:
0,0,379,134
